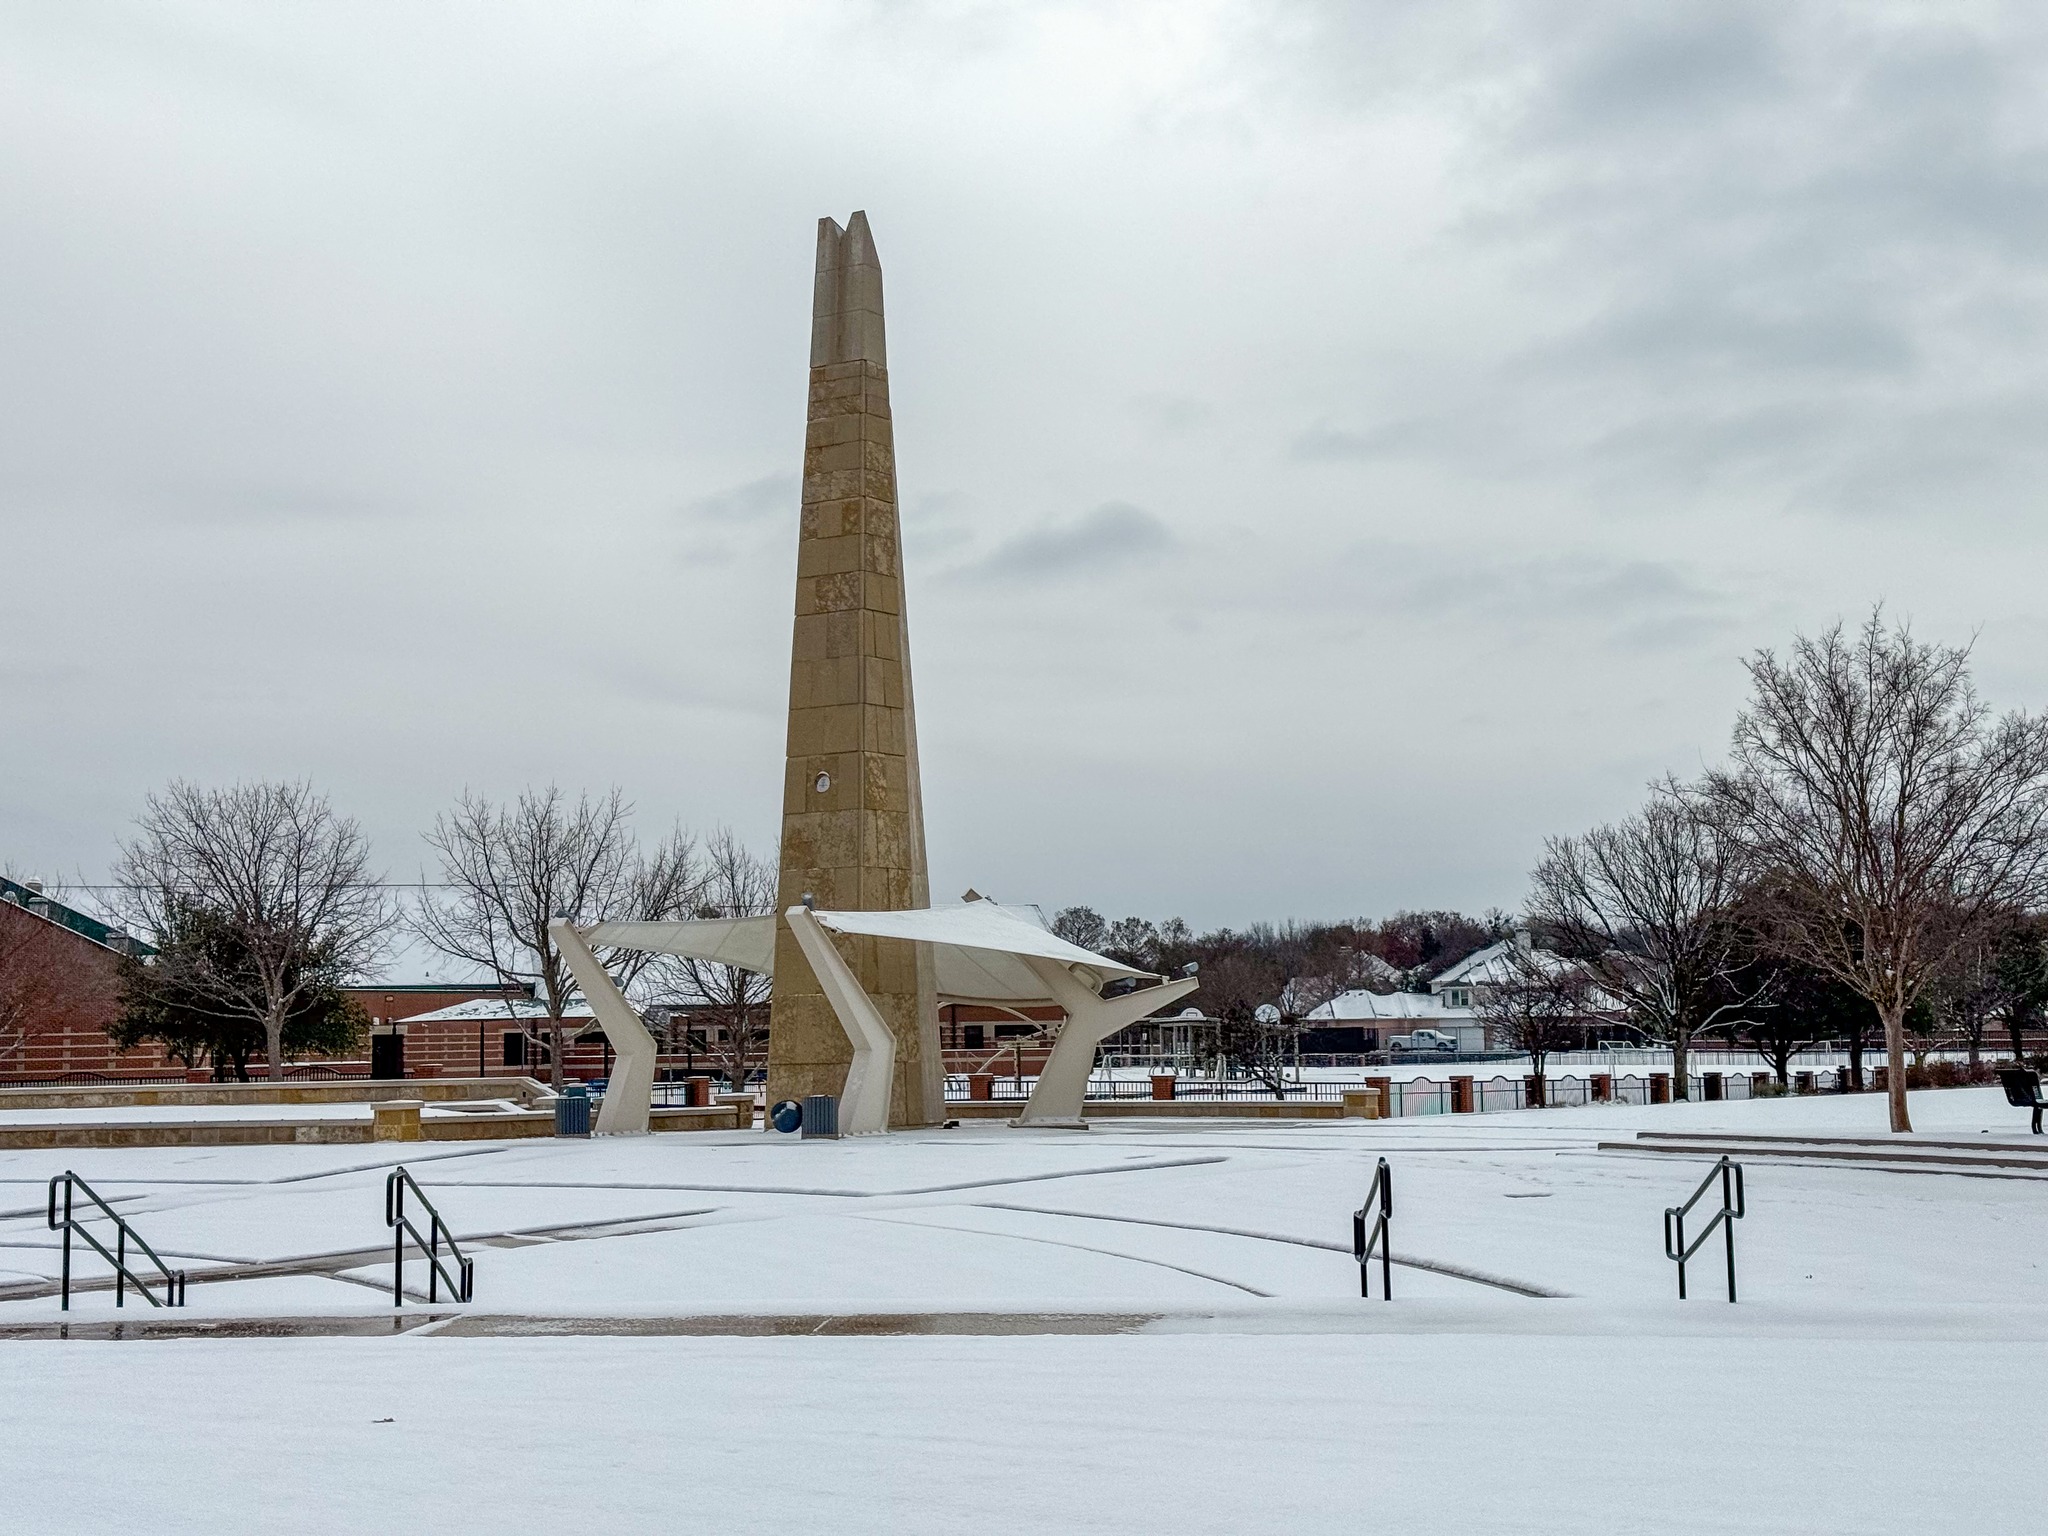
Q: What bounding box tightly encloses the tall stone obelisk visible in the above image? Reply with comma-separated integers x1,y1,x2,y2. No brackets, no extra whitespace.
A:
765,212,943,1128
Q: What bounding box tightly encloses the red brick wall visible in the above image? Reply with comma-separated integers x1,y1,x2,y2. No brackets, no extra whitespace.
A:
0,903,175,1081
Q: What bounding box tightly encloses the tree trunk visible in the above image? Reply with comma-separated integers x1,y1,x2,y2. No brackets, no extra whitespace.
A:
1881,1002,1912,1133
1671,1028,1691,1101
265,1009,285,1081
1847,1021,1865,1090
549,1021,565,1089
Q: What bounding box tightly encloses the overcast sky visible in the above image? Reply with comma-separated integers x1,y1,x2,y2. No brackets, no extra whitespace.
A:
6,2,2048,950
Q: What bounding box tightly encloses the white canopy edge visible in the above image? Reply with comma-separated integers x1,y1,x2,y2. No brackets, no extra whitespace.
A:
580,916,777,977
577,900,1155,1006
809,901,1151,983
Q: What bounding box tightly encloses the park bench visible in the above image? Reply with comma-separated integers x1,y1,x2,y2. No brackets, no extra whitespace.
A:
1997,1068,2046,1135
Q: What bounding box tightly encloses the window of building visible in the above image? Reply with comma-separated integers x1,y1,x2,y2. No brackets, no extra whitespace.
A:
501,1031,525,1067
962,1024,985,1050
993,1023,1035,1040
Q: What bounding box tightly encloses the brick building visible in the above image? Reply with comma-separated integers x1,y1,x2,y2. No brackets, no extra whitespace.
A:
0,878,175,1082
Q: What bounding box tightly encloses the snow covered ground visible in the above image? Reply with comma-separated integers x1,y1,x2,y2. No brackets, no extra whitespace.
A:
1,1087,2042,1533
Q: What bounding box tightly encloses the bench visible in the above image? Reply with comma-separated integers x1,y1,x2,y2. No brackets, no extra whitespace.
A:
1998,1068,2046,1135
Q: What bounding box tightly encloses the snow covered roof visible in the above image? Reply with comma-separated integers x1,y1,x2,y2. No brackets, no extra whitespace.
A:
399,996,595,1024
1305,990,1471,1023
1430,938,1575,990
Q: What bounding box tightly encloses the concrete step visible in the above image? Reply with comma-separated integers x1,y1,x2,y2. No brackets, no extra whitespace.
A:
1599,1132,2048,1176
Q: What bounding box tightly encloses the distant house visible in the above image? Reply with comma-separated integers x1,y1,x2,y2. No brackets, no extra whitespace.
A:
1302,990,1485,1053
1428,932,1628,1047
1427,934,1567,1011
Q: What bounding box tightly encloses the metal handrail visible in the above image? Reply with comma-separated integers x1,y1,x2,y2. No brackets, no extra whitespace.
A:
1663,1156,1745,1301
1352,1157,1392,1299
45,1171,187,1312
384,1166,474,1307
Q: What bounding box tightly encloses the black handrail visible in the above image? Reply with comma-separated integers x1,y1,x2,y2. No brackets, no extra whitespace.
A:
1663,1156,1745,1301
45,1171,187,1312
1352,1157,1392,1299
384,1166,474,1307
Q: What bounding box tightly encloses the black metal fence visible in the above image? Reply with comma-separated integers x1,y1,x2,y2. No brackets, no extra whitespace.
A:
944,1067,1856,1116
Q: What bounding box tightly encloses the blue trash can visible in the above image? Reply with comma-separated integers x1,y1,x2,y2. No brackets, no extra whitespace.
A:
800,1093,839,1139
555,1082,592,1137
770,1099,803,1134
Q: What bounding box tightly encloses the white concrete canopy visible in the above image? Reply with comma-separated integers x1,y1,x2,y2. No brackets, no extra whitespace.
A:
552,899,1195,1133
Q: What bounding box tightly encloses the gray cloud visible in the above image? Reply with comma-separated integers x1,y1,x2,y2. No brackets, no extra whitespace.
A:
5,2,2046,932
1340,542,1742,655
686,474,798,524
947,502,1177,584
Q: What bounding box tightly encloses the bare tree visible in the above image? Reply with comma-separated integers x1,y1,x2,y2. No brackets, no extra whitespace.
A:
113,781,391,1080
1702,612,2048,1132
1527,789,1757,1099
1475,947,1616,1094
1993,917,2048,1062
1198,950,1290,1089
655,828,775,1088
414,786,700,1088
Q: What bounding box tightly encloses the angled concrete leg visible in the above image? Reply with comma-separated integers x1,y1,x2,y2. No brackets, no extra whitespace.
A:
549,920,657,1136
1016,958,1199,1127
785,906,896,1135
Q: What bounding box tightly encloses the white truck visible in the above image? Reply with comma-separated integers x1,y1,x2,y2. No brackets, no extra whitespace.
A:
1389,1028,1461,1053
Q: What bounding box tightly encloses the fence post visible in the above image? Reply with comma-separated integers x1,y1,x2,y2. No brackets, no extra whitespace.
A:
1450,1075,1473,1114
1365,1075,1393,1118
1150,1073,1175,1101
1649,1072,1671,1104
969,1073,994,1101
1591,1073,1612,1103
1523,1074,1545,1109
1703,1072,1724,1101
1794,1070,1815,1096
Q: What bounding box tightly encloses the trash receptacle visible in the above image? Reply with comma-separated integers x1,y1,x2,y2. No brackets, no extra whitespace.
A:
801,1093,839,1139
555,1083,592,1137
770,1099,803,1134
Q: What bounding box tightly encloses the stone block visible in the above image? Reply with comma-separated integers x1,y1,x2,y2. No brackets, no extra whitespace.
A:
805,468,865,502
804,411,863,449
372,1100,424,1142
861,537,898,578
863,708,907,756
864,809,911,869
804,439,866,476
794,571,860,616
786,702,863,756
799,498,864,540
862,753,904,810
864,610,902,661
797,535,865,581
864,655,904,708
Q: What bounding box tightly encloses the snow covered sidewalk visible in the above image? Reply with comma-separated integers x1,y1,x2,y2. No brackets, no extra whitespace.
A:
0,1087,2041,1533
